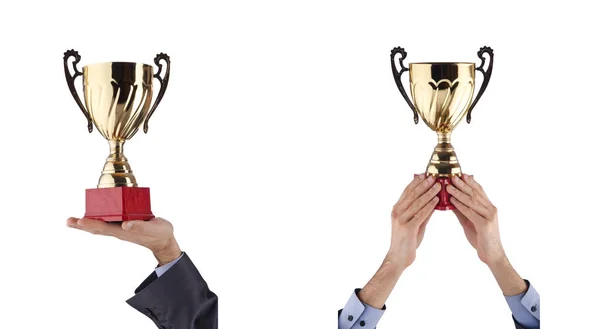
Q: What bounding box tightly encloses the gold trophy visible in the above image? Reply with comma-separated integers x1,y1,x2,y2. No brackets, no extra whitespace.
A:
391,46,494,210
63,50,170,221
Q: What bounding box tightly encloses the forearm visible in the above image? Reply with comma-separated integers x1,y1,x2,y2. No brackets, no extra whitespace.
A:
358,252,405,309
487,256,527,296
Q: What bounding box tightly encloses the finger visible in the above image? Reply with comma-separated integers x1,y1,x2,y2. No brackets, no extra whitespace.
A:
463,174,492,202
403,175,437,205
451,175,474,196
455,212,474,231
399,173,426,201
66,217,93,234
66,217,79,228
416,215,432,247
77,217,126,237
406,182,441,218
446,184,489,217
462,174,495,214
412,196,438,226
449,197,485,227
419,212,433,231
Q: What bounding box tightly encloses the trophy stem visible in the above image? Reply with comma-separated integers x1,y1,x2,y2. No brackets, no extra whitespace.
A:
426,132,462,178
97,140,138,188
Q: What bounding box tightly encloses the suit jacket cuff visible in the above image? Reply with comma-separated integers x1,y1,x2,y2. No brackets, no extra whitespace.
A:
126,252,218,329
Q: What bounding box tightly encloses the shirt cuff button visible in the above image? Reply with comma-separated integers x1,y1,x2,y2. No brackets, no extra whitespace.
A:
360,320,366,327
347,315,354,321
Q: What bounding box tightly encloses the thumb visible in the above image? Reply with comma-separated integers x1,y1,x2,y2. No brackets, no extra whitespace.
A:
122,220,146,233
122,217,168,236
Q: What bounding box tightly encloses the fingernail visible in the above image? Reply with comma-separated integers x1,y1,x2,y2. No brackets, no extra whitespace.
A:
435,182,441,189
124,221,134,230
427,176,434,182
419,173,425,179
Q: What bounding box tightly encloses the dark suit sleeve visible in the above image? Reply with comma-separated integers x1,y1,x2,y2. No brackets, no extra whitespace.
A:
126,252,218,329
513,316,526,329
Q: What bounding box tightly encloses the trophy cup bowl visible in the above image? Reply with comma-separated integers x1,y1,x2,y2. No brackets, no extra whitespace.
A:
391,47,494,210
63,50,171,221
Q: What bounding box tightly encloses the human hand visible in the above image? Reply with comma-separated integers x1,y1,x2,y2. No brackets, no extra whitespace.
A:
66,217,182,265
447,174,506,266
387,174,440,270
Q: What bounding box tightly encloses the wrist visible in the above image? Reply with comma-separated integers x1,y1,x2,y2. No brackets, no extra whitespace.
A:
152,238,182,265
384,248,410,274
486,255,528,296
485,251,508,270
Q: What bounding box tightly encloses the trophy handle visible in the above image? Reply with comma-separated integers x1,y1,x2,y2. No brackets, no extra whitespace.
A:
144,53,171,133
391,46,418,124
63,49,93,133
466,46,494,123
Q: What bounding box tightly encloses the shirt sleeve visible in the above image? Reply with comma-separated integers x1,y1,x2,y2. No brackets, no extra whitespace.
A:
154,252,184,277
505,280,540,329
338,289,386,329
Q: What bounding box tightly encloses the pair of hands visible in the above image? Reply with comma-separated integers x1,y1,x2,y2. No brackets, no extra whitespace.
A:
389,173,505,271
66,216,182,265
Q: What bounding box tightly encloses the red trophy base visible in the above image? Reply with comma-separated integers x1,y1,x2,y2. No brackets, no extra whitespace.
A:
84,187,154,222
414,174,455,211
434,177,455,211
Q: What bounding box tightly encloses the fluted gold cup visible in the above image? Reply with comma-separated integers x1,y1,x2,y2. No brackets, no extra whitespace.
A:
63,50,171,221
391,46,494,210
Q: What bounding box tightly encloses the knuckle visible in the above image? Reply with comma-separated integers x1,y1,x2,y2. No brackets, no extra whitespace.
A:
409,190,418,199
410,200,422,212
391,205,405,220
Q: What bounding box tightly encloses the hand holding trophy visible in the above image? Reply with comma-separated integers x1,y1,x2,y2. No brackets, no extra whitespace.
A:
63,50,171,221
391,46,494,210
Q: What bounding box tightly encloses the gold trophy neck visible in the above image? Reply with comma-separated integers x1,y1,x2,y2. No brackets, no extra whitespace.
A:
97,140,138,188
426,132,462,177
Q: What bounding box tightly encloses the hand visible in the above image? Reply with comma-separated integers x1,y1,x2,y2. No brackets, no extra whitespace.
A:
447,174,529,296
447,174,506,266
66,217,182,265
388,174,440,271
358,174,440,309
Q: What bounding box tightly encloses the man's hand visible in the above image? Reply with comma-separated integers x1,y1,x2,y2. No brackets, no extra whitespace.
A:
447,174,528,296
388,173,440,270
358,174,440,309
66,217,182,265
446,174,505,266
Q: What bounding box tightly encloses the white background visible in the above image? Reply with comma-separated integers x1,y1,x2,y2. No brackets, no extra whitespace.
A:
0,1,598,328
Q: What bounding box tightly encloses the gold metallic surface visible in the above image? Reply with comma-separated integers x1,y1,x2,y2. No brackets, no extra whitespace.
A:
82,62,155,188
409,63,476,177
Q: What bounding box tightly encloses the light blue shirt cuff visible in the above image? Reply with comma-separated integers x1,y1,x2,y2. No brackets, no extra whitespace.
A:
505,280,540,328
339,289,385,329
154,252,184,277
